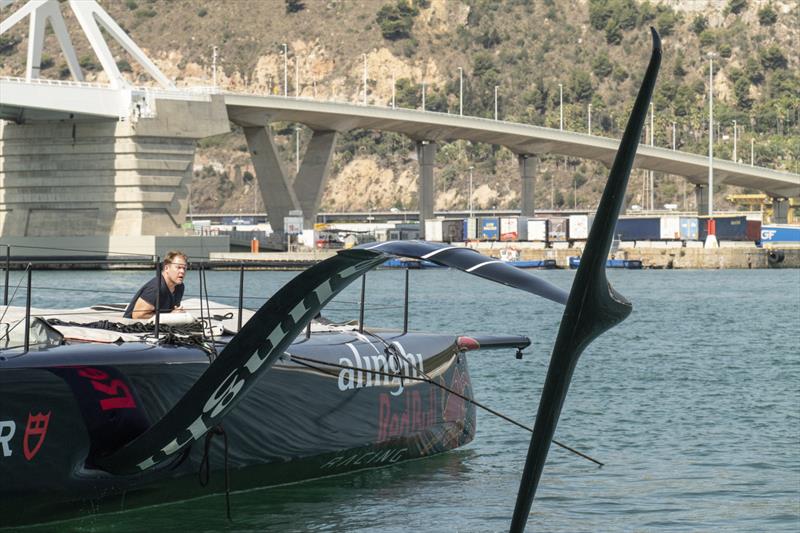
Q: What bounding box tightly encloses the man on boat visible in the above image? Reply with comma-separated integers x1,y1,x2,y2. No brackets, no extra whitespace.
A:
123,250,187,319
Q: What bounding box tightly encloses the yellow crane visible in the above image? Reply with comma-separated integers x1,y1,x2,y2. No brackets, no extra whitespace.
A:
724,194,797,224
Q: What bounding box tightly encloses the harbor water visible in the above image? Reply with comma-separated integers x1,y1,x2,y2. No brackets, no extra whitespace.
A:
12,267,800,532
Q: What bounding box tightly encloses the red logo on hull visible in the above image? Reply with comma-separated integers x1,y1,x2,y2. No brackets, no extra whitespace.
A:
23,411,51,461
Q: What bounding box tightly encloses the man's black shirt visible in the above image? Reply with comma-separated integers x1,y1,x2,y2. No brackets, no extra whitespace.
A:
123,275,184,319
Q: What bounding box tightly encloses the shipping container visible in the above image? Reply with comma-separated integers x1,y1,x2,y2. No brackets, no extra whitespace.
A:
568,214,594,240
500,217,518,241
698,216,748,241
660,215,681,240
679,217,699,240
614,217,660,241
760,224,800,243
745,220,762,242
479,217,500,240
515,216,529,241
424,218,464,242
424,219,442,242
527,218,549,242
462,218,478,240
548,217,569,241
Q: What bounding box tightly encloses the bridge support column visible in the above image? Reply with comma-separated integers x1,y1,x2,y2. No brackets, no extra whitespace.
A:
772,198,789,224
294,130,338,229
519,154,537,217
416,141,437,238
695,185,709,216
0,97,228,238
244,126,300,235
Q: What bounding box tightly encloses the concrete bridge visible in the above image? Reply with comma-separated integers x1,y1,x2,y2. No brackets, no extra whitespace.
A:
1,0,798,242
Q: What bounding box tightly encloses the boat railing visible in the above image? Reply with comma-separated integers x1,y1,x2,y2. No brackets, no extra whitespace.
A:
0,244,408,354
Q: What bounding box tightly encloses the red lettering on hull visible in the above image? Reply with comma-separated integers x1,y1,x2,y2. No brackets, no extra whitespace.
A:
377,388,438,442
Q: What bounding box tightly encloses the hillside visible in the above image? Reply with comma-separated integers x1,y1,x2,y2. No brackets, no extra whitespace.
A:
0,0,797,215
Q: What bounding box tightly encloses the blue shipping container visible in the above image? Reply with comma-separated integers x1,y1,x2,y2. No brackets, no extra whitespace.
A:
698,216,748,241
679,217,699,240
614,217,660,241
479,217,499,240
761,225,800,243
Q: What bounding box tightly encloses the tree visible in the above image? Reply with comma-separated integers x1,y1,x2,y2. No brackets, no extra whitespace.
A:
726,0,747,15
285,0,305,14
570,70,593,103
759,45,787,70
376,1,418,40
592,53,613,79
758,5,778,25
690,15,707,35
605,19,622,45
655,9,679,36
745,57,764,84
734,77,751,109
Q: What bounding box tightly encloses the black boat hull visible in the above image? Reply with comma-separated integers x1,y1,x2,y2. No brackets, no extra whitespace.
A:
0,332,475,527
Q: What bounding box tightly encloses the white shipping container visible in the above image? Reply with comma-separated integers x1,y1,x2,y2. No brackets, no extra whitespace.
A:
424,219,444,242
568,215,588,240
660,215,681,240
500,217,519,241
527,219,548,242
568,214,594,240
465,218,478,240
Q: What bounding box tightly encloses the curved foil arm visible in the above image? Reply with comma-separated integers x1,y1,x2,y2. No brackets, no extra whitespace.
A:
509,28,662,532
358,240,568,305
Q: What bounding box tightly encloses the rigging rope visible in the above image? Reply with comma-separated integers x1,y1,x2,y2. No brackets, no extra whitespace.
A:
288,353,603,467
198,425,233,521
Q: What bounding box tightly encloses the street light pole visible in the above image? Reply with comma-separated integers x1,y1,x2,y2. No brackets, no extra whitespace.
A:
708,53,715,219
672,121,676,150
458,67,463,116
392,72,395,109
422,80,426,111
588,103,592,135
468,165,474,219
751,138,754,166
295,56,299,97
732,120,737,162
362,53,367,105
559,83,563,130
212,46,218,86
282,43,288,97
295,126,300,173
494,85,498,120
706,52,717,247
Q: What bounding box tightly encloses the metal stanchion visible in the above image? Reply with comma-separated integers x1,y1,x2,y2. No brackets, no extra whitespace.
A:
238,264,244,331
24,265,31,352
4,246,9,306
403,269,409,334
154,256,161,340
358,274,366,334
